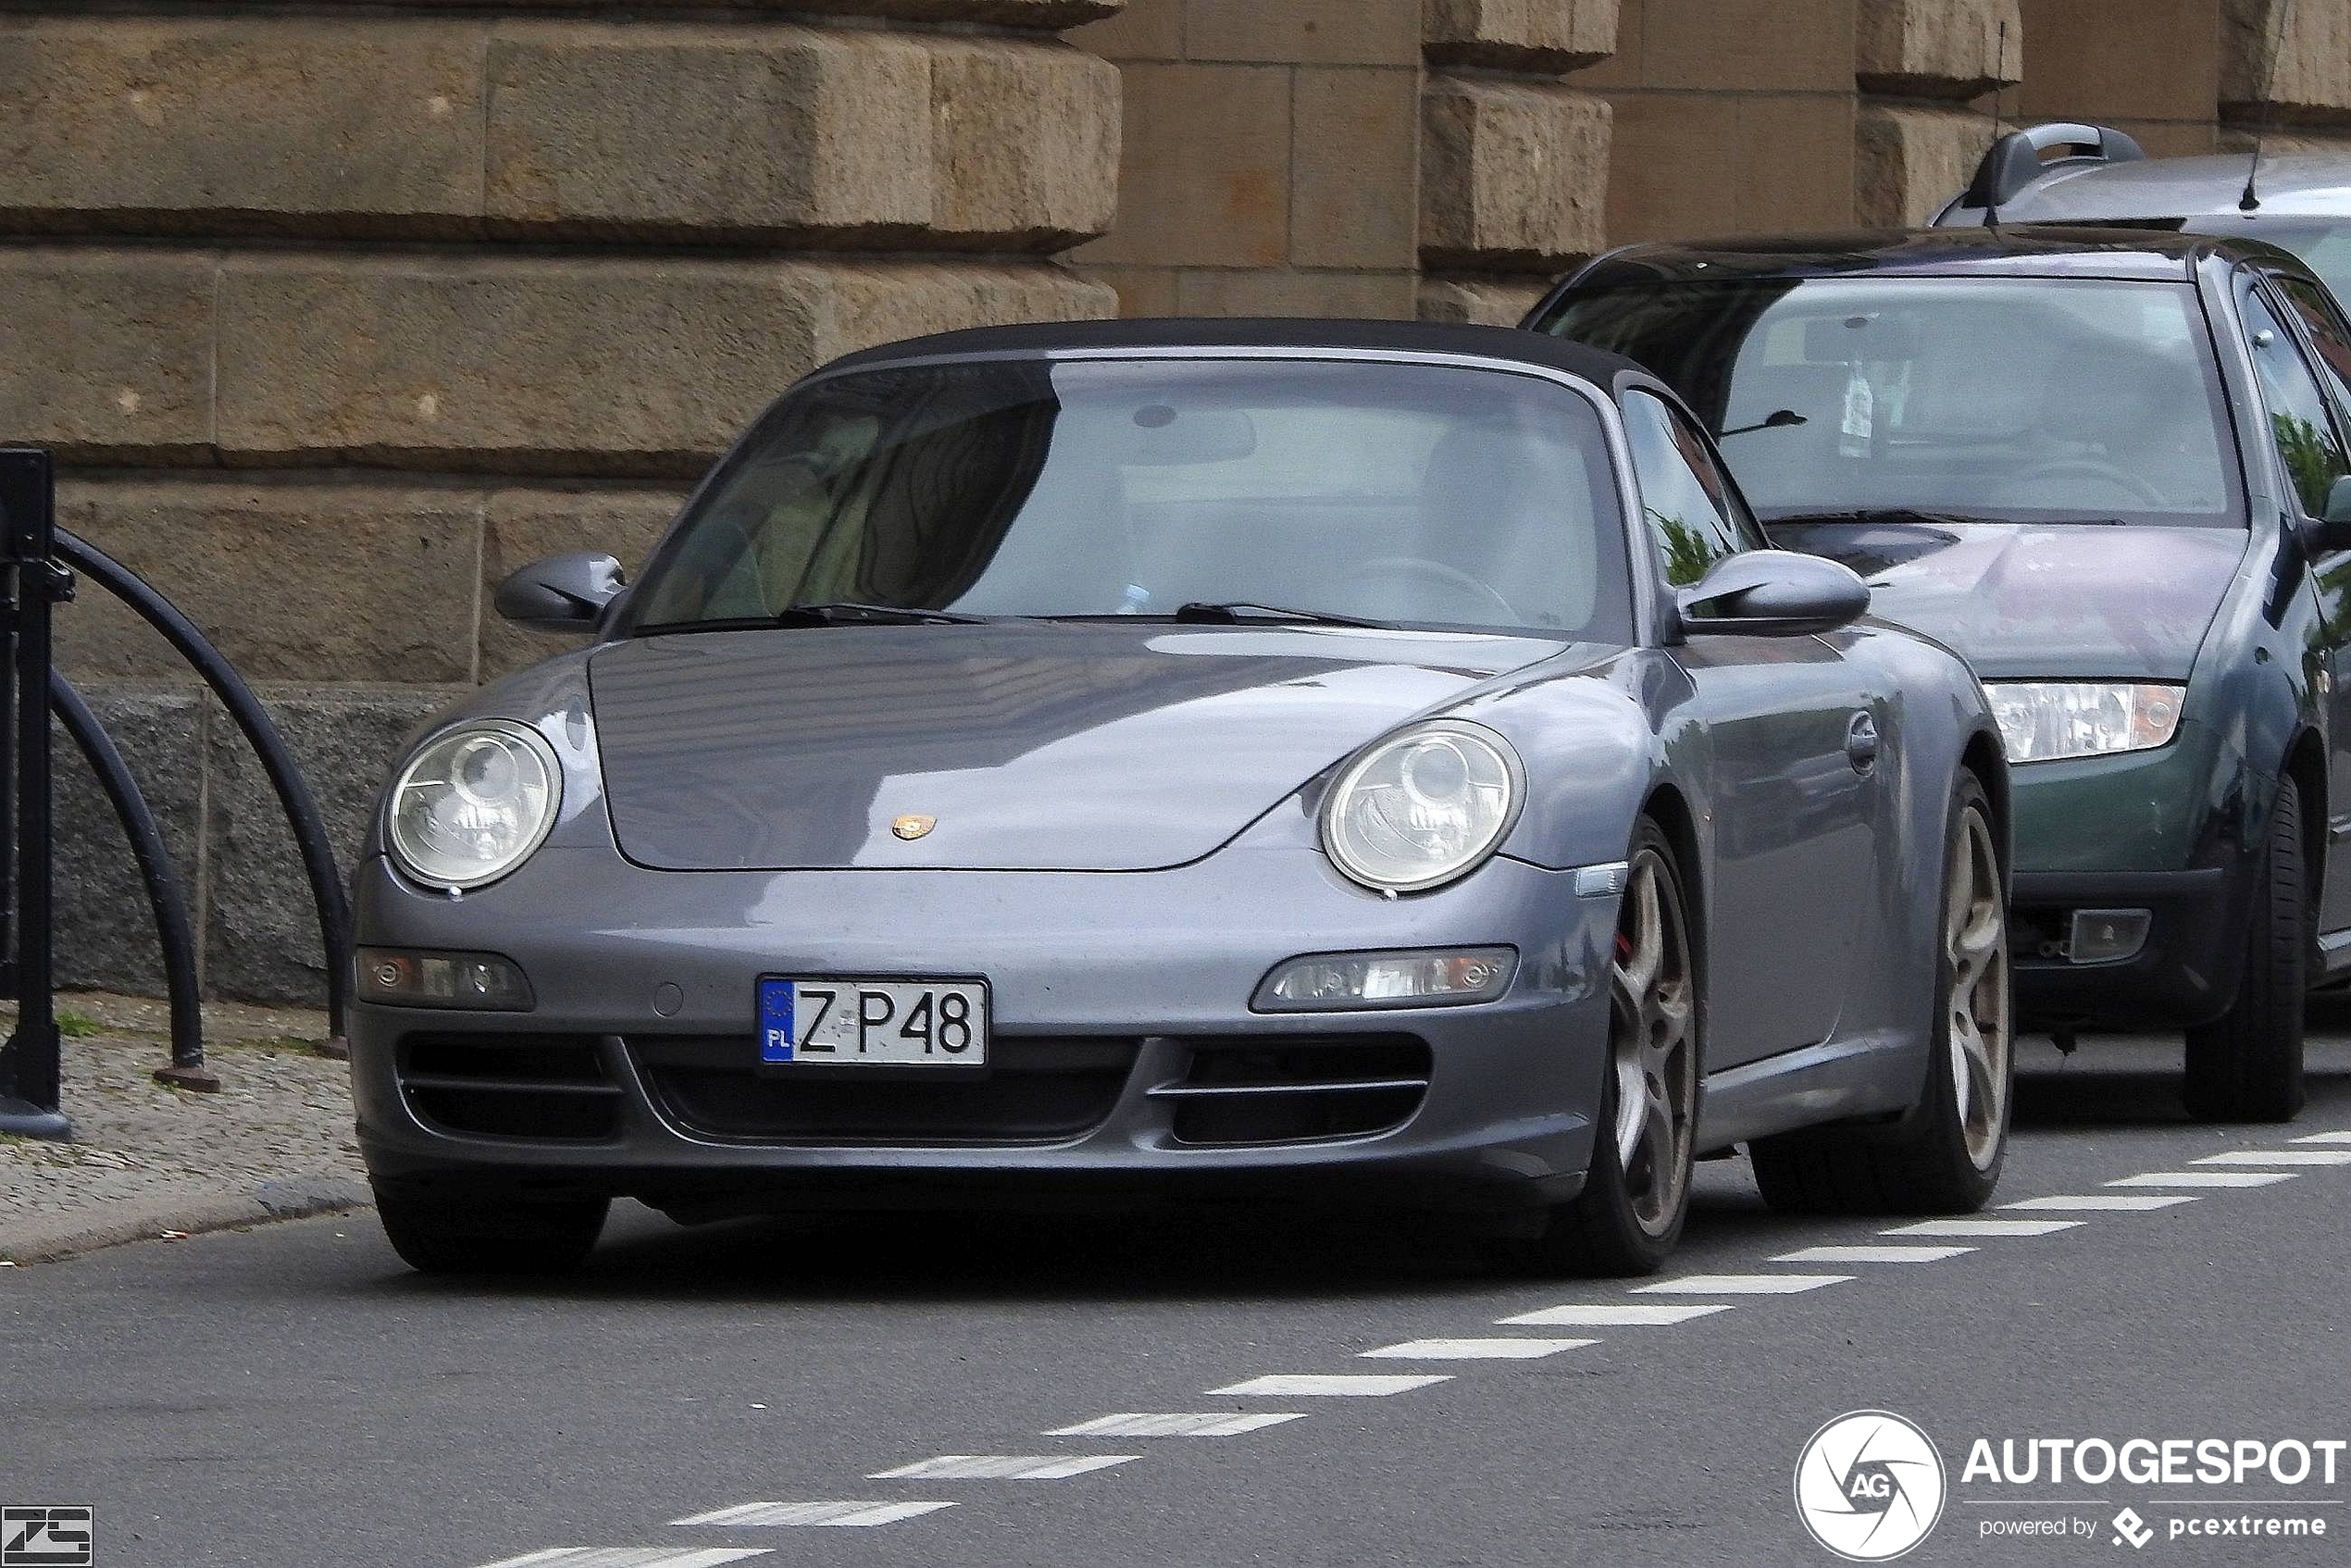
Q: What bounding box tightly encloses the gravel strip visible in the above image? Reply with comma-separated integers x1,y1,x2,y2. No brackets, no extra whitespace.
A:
1,992,367,1261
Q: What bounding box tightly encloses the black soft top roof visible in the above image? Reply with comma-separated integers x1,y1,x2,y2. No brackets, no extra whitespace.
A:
815,315,1645,388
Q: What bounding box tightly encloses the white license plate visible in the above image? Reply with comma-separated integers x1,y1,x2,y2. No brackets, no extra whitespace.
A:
757,977,989,1066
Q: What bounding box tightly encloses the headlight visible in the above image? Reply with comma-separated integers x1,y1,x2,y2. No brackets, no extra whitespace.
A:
1321,720,1523,892
1984,681,2184,763
385,720,562,890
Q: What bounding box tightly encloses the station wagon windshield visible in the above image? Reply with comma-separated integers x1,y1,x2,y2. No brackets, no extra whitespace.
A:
1543,277,2245,528
628,357,1633,640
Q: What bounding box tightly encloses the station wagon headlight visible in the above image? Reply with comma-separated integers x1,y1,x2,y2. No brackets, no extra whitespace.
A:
1984,681,2185,764
1321,721,1524,892
385,720,562,891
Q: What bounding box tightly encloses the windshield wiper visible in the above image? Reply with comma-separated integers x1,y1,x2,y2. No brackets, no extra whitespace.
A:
1173,601,1390,628
774,601,991,626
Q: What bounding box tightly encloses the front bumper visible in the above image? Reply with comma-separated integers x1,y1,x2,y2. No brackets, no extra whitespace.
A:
350,845,1617,1220
2009,866,2240,1030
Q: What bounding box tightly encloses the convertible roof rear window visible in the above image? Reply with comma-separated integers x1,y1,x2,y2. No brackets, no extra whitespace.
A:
628,355,1634,640
1543,277,2245,529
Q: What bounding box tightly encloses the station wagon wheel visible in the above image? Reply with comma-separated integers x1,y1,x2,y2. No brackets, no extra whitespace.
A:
1519,819,1699,1276
1611,849,1698,1234
1946,800,2011,1170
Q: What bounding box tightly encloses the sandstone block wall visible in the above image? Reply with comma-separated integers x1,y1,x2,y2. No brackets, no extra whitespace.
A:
22,0,1124,1003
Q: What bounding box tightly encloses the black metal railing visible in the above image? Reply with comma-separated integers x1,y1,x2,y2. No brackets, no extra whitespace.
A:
0,447,354,1138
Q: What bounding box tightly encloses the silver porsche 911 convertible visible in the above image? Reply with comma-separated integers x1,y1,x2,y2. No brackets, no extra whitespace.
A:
350,318,2014,1276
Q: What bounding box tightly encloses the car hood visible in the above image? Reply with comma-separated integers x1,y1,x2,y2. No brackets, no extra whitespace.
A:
589,622,1582,871
1764,520,2249,680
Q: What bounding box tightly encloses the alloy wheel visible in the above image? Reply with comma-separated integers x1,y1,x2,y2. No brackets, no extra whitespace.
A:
1609,849,1698,1237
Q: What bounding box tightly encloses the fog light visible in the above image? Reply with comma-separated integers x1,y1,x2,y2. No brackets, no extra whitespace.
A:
357,947,534,1010
1253,947,1515,1012
2068,909,2151,965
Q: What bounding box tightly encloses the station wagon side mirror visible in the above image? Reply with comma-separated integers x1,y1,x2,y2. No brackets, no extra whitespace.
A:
1675,550,1871,638
2313,476,2351,553
495,552,627,633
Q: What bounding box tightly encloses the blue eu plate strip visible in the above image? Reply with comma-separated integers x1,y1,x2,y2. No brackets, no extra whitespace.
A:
758,978,795,1063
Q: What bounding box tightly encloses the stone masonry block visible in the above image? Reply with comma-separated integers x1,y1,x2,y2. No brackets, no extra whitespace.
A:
1292,67,1421,270
1416,274,1551,326
478,486,689,681
1186,0,1423,67
927,39,1122,248
486,24,934,243
2225,0,2351,126
0,248,213,464
53,688,205,997
1072,63,1291,269
1856,0,2021,99
55,479,484,687
213,255,1111,478
147,0,1123,32
1420,74,1609,271
205,684,461,1003
1856,101,1996,226
1424,0,1620,75
0,16,484,238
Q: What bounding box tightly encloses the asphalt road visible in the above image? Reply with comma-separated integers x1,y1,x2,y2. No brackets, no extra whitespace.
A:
8,1023,2351,1568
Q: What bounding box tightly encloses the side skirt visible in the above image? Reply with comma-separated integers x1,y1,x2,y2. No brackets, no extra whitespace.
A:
1695,1029,1920,1152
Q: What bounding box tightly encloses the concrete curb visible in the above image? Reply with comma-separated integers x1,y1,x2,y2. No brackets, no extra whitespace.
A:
0,1175,371,1265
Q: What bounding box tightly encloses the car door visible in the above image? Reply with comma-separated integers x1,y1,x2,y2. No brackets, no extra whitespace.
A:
1621,389,1885,1067
2241,274,2351,934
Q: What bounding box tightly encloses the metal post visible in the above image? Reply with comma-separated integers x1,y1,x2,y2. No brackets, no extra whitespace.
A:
0,447,69,1140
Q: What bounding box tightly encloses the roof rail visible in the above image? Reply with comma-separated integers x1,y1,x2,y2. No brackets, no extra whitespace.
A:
1959,122,2146,214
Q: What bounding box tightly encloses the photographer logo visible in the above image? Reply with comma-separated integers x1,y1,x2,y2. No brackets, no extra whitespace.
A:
1795,1411,1947,1561
1,1507,92,1568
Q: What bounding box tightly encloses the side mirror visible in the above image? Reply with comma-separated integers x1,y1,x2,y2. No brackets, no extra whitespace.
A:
1675,549,1871,637
494,552,626,633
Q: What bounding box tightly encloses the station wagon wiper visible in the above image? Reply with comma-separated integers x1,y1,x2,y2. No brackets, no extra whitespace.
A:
1763,507,1991,529
775,601,992,626
1173,601,1389,628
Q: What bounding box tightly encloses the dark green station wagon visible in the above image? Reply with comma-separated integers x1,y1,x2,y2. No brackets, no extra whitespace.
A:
1528,227,2351,1122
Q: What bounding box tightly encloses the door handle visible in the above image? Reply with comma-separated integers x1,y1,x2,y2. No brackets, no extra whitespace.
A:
1845,710,1881,772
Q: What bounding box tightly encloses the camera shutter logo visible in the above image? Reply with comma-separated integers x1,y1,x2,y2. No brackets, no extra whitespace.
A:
1794,1412,1947,1561
2,1507,93,1568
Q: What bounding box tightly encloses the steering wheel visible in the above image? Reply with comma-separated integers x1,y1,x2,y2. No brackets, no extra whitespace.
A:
1999,457,2167,510
1356,557,1521,622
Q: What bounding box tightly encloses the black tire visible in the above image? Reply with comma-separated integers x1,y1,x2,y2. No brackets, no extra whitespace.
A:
1751,772,2011,1215
1521,818,1699,1276
2183,775,2308,1123
373,1183,609,1276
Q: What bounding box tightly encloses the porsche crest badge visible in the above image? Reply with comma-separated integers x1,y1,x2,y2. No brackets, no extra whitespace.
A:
891,815,937,840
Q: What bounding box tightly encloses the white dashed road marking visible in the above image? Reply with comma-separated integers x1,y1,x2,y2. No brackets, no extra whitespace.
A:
2193,1149,2351,1166
1045,1412,1306,1438
1772,1244,1974,1264
1882,1218,2084,1238
480,1551,769,1568
1360,1338,1596,1360
671,1502,954,1528
2107,1171,2297,1188
2291,1130,2351,1144
1499,1302,1735,1326
2005,1193,2199,1211
1209,1374,1450,1397
869,1455,1138,1481
1630,1274,1851,1295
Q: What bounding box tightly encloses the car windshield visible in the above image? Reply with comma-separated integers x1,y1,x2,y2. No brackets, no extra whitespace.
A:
626,356,1632,639
1538,277,2245,527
